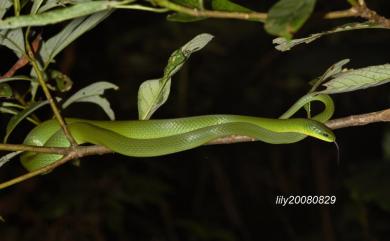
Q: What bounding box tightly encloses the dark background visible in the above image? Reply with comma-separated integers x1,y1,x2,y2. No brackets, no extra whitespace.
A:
1,1,390,240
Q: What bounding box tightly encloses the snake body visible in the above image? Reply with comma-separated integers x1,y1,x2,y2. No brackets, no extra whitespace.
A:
21,94,335,171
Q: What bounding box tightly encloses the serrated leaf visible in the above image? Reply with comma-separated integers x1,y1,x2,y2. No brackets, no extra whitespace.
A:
317,64,390,94
4,99,60,143
273,22,389,51
211,0,251,13
40,10,111,66
137,33,213,120
309,59,350,92
0,28,25,57
0,151,22,168
265,0,316,38
0,0,12,19
0,1,127,29
167,13,206,22
62,81,118,120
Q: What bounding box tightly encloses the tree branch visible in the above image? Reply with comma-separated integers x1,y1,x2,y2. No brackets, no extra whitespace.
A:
326,108,390,130
0,145,112,189
1,107,389,189
152,0,389,24
153,0,267,22
352,3,390,27
208,107,390,144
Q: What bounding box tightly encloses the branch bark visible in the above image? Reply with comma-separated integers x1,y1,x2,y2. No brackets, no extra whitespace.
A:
152,0,390,25
208,107,390,144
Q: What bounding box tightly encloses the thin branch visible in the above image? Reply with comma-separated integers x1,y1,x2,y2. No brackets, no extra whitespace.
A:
326,108,390,130
25,33,78,147
152,0,267,22
0,145,112,189
352,3,390,27
152,0,385,23
208,107,390,144
325,1,390,27
323,8,359,19
0,143,69,154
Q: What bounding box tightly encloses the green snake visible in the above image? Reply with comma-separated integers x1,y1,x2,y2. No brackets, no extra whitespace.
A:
21,93,335,171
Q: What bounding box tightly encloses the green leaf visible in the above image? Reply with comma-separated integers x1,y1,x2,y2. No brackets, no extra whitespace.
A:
309,59,350,92
167,0,205,22
137,78,171,120
167,13,206,22
317,63,390,94
62,81,118,120
40,10,111,66
0,105,17,115
0,29,25,57
273,22,389,51
172,0,201,8
211,0,251,12
31,0,44,14
0,151,22,168
37,0,67,13
4,99,59,143
0,0,12,19
0,83,12,97
0,1,128,29
265,0,316,38
137,33,213,120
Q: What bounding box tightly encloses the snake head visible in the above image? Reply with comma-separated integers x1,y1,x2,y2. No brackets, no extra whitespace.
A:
307,121,335,142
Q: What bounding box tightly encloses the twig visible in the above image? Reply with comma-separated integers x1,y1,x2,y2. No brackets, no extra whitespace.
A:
323,8,359,19
0,34,41,79
152,0,387,23
25,33,78,147
0,145,112,189
0,143,69,154
152,0,267,22
326,108,390,130
352,3,390,27
325,1,390,27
